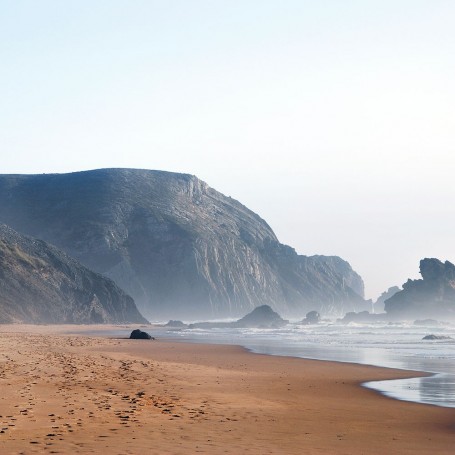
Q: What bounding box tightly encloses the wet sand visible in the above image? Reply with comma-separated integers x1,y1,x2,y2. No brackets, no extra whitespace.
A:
0,325,454,454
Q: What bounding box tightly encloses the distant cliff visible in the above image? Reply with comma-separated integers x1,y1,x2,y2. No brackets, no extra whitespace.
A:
0,224,147,324
0,169,367,319
374,286,400,313
384,258,455,320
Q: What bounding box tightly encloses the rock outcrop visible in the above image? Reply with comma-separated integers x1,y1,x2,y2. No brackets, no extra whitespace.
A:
0,169,368,319
339,311,388,324
374,286,401,313
384,259,455,320
234,304,288,328
164,320,187,328
301,310,321,325
129,329,154,340
0,224,147,324
422,334,452,341
189,305,288,329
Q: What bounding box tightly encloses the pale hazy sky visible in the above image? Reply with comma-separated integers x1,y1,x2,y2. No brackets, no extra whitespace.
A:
1,1,454,299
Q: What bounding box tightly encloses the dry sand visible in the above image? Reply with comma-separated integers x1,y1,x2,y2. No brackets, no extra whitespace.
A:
0,325,454,454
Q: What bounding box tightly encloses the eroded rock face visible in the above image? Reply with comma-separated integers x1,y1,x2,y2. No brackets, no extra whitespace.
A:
384,259,455,320
0,224,148,324
0,169,367,319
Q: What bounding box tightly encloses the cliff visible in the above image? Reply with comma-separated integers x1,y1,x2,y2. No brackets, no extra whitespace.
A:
0,169,367,319
0,224,147,324
374,286,401,313
384,258,455,320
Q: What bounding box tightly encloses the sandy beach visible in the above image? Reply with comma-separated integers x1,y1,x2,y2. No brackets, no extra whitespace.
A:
0,325,454,454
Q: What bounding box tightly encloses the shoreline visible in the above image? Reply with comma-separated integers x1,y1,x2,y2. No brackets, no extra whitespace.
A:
0,325,454,453
0,324,451,405
0,323,450,403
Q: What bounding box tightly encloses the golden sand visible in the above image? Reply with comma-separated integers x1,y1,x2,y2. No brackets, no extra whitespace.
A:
0,325,453,454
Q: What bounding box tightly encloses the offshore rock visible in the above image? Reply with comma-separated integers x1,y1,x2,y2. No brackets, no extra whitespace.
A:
164,320,187,328
301,310,321,325
384,259,455,320
0,169,368,320
422,334,452,341
339,311,388,324
189,305,288,329
234,304,288,328
0,224,148,324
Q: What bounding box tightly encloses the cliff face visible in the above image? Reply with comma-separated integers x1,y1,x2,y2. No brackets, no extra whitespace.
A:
374,286,401,313
0,224,147,324
0,169,367,319
384,258,455,320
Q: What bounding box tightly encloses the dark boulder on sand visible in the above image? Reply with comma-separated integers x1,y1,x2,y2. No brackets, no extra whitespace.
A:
130,329,155,340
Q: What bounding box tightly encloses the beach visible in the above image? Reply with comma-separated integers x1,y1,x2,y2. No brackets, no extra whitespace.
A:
0,325,454,454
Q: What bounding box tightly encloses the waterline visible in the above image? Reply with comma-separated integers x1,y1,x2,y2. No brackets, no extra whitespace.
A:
162,321,455,408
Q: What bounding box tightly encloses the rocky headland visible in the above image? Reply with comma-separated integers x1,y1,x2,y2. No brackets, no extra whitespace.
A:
0,169,368,320
384,258,455,320
0,224,147,324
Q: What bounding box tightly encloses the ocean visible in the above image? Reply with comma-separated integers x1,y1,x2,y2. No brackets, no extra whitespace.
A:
157,320,455,408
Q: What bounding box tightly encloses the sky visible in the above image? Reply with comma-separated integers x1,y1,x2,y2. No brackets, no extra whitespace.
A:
1,0,454,300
